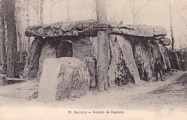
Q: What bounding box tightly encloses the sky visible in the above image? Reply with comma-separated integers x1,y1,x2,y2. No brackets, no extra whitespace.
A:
26,0,187,49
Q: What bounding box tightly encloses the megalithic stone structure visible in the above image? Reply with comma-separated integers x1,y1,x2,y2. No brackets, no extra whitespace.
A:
38,57,90,102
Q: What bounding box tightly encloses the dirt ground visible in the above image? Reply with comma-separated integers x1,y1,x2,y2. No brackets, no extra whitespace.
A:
0,71,187,120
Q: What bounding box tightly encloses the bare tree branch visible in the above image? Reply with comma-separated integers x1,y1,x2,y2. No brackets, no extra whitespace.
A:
106,0,110,6
90,4,95,8
32,5,39,13
91,9,96,18
185,35,187,42
87,1,95,9
129,0,135,16
178,14,187,28
52,0,63,7
130,0,133,12
182,17,187,27
181,30,187,42
129,0,152,24
182,5,187,10
134,0,151,16
31,0,40,13
108,15,116,21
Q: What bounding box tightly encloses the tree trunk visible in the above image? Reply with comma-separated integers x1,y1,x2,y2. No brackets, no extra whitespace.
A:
171,26,174,51
0,0,7,73
39,0,44,25
26,0,30,52
95,0,109,91
67,0,70,22
4,0,19,78
169,0,175,51
15,0,26,55
15,22,23,63
50,0,53,24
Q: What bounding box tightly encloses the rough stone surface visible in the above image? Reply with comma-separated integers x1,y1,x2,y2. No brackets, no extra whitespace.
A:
159,44,171,72
160,37,171,46
110,24,167,37
72,37,94,61
0,75,6,86
132,38,154,81
56,40,73,58
25,20,97,37
38,57,90,102
183,52,187,71
169,51,180,70
23,37,43,79
83,57,96,88
132,38,172,81
37,39,57,79
36,38,73,79
108,35,140,86
25,20,167,38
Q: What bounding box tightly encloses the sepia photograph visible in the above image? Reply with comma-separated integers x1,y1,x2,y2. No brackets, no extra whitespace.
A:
0,0,187,119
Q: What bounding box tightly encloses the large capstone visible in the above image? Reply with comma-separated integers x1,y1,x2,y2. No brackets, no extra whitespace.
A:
38,57,90,102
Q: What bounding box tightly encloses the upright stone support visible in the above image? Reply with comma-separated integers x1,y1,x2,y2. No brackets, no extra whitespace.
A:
108,35,140,86
23,37,43,79
38,57,90,102
83,57,96,88
37,39,56,79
